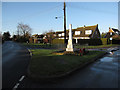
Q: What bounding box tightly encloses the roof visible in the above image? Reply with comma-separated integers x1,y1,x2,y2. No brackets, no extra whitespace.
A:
45,24,99,38
109,29,114,33
32,34,38,36
77,24,98,30
73,24,98,37
32,34,44,38
56,24,98,32
112,28,120,32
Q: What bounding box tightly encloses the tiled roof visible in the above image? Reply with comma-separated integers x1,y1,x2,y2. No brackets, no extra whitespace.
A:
45,24,100,38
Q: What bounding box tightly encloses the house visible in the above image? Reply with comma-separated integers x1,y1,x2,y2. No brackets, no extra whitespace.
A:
31,24,101,44
73,24,100,43
43,31,56,44
105,27,120,39
31,34,44,43
54,24,101,43
104,27,120,44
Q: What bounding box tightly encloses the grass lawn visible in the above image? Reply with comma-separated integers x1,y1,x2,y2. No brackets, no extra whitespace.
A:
74,44,119,49
29,49,105,78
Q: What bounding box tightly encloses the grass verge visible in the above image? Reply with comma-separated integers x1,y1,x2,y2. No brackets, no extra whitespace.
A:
28,49,106,79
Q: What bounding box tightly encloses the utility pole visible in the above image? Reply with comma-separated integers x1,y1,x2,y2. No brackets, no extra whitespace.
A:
63,1,66,44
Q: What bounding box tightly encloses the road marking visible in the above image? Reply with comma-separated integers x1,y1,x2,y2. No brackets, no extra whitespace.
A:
13,75,25,89
28,49,32,56
13,83,19,89
19,75,25,82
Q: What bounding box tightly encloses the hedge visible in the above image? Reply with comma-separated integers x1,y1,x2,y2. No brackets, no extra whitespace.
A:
73,39,102,45
52,39,64,44
101,38,107,45
52,38,111,45
112,39,120,44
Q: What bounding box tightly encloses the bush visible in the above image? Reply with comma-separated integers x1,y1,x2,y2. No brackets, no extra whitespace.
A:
52,38,110,45
64,51,75,55
89,39,102,45
101,38,107,45
73,39,102,46
52,39,65,44
112,39,120,44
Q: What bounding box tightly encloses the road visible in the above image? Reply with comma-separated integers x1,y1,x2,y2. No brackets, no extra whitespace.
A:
2,41,30,89
18,46,120,88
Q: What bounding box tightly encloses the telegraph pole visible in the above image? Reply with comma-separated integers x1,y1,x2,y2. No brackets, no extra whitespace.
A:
63,1,66,44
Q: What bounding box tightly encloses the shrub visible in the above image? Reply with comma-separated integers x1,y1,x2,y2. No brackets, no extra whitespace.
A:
52,39,64,44
101,38,107,45
64,51,75,55
74,39,102,46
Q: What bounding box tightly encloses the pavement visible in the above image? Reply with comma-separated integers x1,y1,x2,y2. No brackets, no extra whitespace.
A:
2,41,30,89
18,46,120,88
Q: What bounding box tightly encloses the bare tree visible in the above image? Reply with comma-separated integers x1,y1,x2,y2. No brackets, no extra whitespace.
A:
17,23,32,42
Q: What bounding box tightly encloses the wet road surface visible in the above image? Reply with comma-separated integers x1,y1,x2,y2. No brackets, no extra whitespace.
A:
2,41,30,88
18,46,120,88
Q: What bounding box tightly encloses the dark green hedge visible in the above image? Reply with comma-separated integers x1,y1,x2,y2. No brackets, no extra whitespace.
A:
73,39,102,45
101,38,107,45
52,39,64,44
52,38,111,45
112,39,120,44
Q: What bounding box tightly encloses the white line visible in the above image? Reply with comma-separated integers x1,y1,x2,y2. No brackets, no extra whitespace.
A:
13,75,25,89
19,75,25,82
13,83,19,89
28,49,32,56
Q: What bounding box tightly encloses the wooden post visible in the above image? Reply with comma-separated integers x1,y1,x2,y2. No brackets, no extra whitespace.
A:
63,1,66,44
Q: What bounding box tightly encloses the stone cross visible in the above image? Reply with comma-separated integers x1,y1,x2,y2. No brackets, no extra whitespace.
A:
66,24,74,52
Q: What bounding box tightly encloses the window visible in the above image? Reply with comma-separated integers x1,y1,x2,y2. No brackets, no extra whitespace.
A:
116,31,118,34
84,37,90,39
62,33,64,36
58,34,62,37
85,30,92,35
79,37,84,39
54,34,56,37
110,32,112,35
75,31,81,35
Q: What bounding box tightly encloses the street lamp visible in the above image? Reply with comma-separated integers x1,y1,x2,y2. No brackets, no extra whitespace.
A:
55,16,62,19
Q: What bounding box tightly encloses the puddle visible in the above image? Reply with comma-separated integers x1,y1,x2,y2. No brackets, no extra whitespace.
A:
100,57,113,62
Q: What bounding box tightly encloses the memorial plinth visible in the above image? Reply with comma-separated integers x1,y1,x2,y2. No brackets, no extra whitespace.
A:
66,24,74,52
